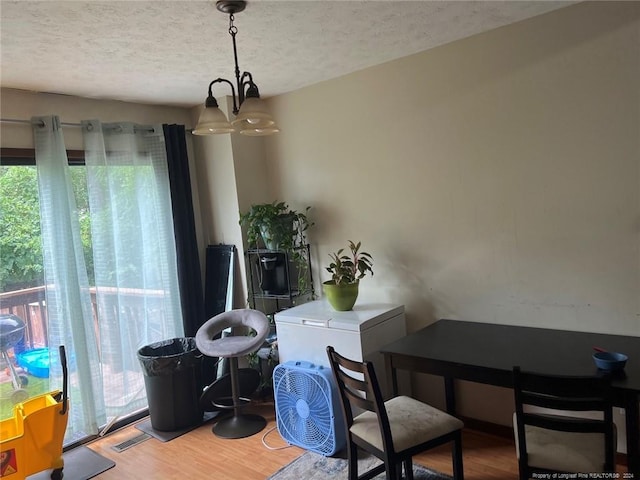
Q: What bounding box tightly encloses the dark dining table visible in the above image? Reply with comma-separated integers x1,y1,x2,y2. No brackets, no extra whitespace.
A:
381,319,640,476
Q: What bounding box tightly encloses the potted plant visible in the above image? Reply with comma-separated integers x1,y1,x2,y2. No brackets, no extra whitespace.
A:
239,201,312,251
323,240,373,311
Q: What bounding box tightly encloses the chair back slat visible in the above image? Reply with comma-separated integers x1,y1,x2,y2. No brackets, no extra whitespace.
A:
523,413,610,434
327,346,394,451
335,366,376,412
521,391,609,412
516,371,610,401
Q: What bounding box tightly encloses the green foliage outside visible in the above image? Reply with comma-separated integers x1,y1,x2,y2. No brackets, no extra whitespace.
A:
0,374,48,420
0,166,43,291
0,166,93,291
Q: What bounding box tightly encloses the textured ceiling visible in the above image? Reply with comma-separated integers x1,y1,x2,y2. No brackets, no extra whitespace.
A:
0,0,574,108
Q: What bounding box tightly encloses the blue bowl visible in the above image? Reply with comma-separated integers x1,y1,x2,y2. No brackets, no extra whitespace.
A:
593,351,627,371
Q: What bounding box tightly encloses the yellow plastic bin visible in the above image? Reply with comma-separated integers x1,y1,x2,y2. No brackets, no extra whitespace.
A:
0,411,25,478
0,346,68,480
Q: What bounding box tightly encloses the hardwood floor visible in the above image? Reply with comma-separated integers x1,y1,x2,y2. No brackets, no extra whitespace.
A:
86,401,625,479
87,402,298,480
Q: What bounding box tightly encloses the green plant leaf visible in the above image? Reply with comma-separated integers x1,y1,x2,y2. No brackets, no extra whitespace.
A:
325,240,374,285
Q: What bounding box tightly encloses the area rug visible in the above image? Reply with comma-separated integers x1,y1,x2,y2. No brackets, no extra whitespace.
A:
29,446,115,480
267,451,452,480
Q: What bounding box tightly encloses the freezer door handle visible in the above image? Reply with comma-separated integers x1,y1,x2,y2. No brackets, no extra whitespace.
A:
301,318,329,327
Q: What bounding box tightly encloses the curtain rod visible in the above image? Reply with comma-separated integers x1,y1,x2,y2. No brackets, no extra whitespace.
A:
0,117,157,133
1,117,81,128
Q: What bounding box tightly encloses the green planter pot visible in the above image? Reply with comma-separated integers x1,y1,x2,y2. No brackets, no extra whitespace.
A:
322,281,359,311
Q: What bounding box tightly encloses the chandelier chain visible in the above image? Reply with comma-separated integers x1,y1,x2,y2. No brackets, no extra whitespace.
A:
229,13,238,35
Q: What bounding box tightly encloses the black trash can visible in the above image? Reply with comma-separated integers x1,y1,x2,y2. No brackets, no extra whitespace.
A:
137,337,203,431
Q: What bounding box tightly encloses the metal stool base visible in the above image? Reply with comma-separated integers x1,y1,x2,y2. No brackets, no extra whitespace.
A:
212,413,267,439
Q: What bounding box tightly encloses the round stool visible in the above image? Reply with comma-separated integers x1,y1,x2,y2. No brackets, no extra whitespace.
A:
195,309,270,438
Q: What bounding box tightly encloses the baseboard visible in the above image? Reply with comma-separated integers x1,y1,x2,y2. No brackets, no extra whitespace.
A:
460,416,628,467
460,415,514,440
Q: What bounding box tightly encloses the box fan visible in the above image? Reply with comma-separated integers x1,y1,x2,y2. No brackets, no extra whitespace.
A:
273,361,345,456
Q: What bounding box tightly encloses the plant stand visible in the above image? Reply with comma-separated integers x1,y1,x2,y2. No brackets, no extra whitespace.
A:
245,244,314,316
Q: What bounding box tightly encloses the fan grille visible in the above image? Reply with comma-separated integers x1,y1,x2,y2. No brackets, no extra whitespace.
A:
273,362,344,456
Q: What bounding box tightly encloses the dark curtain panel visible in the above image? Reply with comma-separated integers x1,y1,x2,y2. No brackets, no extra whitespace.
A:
163,124,206,338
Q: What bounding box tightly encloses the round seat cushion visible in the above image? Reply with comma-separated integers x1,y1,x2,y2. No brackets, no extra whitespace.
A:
196,309,270,358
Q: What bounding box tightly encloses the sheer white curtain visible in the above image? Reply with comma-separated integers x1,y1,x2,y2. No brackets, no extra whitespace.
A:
82,120,184,423
33,116,105,441
33,115,185,443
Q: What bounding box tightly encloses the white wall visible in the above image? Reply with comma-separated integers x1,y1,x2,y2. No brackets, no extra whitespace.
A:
261,0,640,437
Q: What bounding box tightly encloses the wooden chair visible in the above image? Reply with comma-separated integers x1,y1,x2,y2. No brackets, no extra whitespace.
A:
512,366,616,479
326,346,464,480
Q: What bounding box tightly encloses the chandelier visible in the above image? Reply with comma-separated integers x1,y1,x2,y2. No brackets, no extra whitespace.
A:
193,0,279,136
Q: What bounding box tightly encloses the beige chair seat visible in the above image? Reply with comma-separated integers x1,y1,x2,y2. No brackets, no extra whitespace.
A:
352,396,464,452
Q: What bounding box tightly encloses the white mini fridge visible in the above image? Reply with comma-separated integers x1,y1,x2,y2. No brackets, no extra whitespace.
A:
274,299,409,398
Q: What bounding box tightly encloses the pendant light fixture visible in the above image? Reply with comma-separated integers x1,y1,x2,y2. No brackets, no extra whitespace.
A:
193,0,279,136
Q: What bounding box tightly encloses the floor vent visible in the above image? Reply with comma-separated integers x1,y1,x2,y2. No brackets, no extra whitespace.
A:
111,432,151,453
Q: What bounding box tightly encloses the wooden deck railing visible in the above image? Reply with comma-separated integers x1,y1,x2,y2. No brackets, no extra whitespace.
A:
0,285,170,354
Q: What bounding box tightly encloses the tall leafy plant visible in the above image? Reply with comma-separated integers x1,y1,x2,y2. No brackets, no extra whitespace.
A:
239,201,312,251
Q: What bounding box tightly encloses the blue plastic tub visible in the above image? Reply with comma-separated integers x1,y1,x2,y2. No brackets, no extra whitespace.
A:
16,348,50,378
